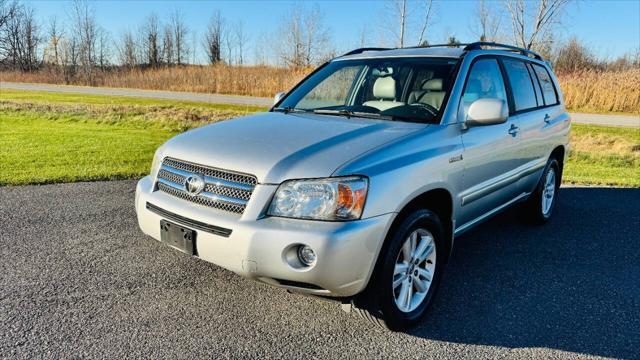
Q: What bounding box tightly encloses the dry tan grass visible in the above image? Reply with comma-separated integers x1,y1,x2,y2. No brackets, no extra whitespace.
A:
2,65,639,114
0,65,311,98
571,130,640,157
557,68,640,114
0,98,252,132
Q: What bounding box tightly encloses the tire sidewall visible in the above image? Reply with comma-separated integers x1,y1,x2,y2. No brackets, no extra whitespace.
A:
539,159,560,220
374,209,446,330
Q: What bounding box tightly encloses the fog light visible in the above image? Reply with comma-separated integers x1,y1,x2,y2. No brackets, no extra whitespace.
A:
297,245,317,266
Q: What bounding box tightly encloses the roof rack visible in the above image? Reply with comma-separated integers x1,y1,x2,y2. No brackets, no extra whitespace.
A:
340,47,392,57
463,42,543,60
339,42,544,61
404,43,471,49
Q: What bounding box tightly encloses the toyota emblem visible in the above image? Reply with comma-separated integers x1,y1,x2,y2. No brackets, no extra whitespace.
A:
184,174,205,196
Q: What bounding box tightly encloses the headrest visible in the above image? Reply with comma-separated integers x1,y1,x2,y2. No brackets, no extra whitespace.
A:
373,76,396,99
422,78,443,91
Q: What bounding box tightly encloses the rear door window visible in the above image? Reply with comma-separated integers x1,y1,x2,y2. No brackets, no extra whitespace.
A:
526,63,544,106
502,58,538,111
531,63,559,106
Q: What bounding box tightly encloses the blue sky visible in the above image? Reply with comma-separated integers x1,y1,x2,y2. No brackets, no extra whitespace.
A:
28,0,640,64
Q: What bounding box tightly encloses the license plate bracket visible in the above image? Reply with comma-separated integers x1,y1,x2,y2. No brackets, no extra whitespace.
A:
160,220,197,256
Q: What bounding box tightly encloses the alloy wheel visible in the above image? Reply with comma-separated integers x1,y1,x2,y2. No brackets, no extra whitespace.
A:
392,228,436,313
542,167,556,216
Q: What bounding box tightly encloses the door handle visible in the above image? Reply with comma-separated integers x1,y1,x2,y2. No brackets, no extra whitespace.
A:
544,114,551,123
508,124,519,136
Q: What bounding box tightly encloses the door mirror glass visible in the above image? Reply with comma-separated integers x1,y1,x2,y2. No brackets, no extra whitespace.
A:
273,92,286,105
466,98,508,126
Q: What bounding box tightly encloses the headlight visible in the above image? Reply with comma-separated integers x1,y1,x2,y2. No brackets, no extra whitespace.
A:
150,148,163,178
267,176,368,221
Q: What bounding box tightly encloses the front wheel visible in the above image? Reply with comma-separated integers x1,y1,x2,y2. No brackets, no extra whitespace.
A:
352,209,446,330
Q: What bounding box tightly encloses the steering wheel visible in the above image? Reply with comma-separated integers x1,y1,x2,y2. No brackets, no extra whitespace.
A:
409,102,439,117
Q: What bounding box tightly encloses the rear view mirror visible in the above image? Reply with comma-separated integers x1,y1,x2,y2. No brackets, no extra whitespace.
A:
465,98,508,126
273,92,286,105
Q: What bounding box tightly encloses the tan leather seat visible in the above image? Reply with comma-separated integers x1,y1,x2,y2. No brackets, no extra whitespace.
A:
363,76,404,111
408,78,445,109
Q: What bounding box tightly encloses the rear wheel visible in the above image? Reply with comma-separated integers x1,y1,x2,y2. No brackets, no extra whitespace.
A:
352,209,445,330
522,158,560,224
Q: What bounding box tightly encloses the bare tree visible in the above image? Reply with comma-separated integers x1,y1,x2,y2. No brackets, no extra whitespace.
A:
0,0,18,31
505,0,572,50
253,30,272,66
169,10,188,65
416,0,436,46
382,0,408,47
302,7,329,66
60,35,79,82
471,0,502,42
203,10,223,64
358,25,366,47
276,7,302,67
69,0,98,83
142,13,161,67
447,35,461,46
396,0,407,47
117,29,138,68
162,23,174,65
223,26,234,65
385,0,436,47
276,5,331,67
234,20,247,65
44,17,62,65
552,36,597,72
96,27,110,68
190,30,197,64
0,3,41,71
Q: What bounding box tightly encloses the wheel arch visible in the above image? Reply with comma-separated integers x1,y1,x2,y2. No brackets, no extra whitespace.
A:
357,187,454,299
550,145,566,182
387,188,454,262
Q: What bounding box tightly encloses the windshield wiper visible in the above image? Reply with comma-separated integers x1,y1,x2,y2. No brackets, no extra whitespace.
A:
313,109,389,120
273,106,312,114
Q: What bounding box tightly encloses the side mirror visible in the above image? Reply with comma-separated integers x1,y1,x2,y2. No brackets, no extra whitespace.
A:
465,98,508,126
273,92,286,105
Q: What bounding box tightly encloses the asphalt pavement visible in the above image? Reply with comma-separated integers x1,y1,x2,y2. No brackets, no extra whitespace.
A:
2,81,639,127
1,181,638,358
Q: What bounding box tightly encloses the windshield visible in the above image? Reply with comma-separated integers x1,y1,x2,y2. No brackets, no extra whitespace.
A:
276,57,459,123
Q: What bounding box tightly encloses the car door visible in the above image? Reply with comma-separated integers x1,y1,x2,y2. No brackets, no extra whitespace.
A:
457,57,523,228
500,58,552,193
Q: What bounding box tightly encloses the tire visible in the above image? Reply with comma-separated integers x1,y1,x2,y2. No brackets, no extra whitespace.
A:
352,209,446,331
521,157,561,224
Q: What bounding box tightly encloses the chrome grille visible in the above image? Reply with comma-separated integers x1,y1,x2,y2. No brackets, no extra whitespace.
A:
155,157,257,214
162,157,256,186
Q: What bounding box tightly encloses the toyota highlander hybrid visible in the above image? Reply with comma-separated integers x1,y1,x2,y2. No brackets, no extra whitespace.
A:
135,42,570,330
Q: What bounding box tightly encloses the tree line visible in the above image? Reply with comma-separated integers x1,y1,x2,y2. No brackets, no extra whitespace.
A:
0,0,637,85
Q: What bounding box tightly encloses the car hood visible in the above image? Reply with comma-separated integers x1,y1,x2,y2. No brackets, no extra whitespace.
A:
161,112,426,184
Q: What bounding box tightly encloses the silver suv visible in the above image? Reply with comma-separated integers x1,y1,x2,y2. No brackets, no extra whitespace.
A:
135,42,570,330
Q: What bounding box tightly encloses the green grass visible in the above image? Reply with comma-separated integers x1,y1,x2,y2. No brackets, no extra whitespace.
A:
564,124,640,187
1,89,638,187
0,111,176,185
0,89,267,186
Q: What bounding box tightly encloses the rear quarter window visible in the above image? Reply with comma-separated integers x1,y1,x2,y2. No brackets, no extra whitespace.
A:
532,63,559,106
502,58,538,111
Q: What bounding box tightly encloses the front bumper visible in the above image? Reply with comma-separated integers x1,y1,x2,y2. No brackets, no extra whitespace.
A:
135,176,394,297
